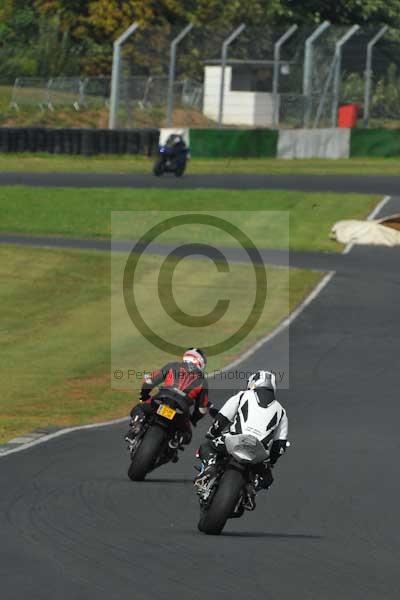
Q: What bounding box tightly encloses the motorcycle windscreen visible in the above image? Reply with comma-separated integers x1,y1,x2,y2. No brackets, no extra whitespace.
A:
225,433,269,463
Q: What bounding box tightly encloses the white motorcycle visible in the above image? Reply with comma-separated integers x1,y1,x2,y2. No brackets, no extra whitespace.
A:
195,433,270,535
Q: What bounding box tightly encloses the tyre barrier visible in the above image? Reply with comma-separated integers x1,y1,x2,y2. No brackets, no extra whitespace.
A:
0,127,160,156
2,126,398,158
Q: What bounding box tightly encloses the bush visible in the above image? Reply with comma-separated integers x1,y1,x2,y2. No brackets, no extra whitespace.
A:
341,63,400,120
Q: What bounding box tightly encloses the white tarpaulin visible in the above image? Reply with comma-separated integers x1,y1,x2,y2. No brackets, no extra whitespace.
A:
331,218,400,247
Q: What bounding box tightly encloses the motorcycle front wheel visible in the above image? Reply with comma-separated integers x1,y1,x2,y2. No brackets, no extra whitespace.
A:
153,158,164,176
174,163,186,177
128,425,166,481
199,468,245,535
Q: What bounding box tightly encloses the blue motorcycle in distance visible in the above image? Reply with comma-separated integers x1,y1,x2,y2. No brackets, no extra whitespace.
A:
153,134,189,177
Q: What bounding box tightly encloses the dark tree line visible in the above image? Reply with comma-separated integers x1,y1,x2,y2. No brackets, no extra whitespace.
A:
0,0,399,78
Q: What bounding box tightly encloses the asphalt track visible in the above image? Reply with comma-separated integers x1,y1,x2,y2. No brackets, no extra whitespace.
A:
0,171,399,193
1,184,400,599
1,232,400,276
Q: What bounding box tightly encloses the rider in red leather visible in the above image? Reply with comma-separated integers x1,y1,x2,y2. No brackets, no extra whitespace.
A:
126,348,212,444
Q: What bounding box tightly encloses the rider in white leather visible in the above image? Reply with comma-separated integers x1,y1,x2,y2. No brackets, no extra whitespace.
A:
196,370,289,493
217,371,288,454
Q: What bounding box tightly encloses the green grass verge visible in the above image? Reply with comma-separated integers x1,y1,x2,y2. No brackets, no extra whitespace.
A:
0,153,400,174
0,186,378,253
0,245,322,443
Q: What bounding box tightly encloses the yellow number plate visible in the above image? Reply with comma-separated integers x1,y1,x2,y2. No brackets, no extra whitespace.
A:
156,404,176,420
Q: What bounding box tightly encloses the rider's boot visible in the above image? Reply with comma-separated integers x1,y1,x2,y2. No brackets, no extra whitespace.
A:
168,432,185,463
194,452,218,488
242,482,257,511
255,465,274,492
243,470,272,511
125,414,146,445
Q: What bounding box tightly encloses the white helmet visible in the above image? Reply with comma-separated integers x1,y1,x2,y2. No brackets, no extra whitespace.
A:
247,370,276,406
247,370,276,391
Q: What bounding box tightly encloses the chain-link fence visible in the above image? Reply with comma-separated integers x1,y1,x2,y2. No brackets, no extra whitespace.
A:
307,26,400,128
112,25,305,129
10,77,111,111
80,23,400,130
1,25,400,129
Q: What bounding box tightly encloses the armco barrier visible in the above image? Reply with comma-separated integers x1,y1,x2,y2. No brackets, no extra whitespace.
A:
0,128,159,155
350,129,400,157
189,128,278,158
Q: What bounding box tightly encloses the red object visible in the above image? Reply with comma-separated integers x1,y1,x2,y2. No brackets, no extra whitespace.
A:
338,103,359,128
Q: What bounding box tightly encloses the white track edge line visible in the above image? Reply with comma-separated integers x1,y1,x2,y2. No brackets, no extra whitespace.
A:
0,194,391,458
0,418,129,457
0,271,335,459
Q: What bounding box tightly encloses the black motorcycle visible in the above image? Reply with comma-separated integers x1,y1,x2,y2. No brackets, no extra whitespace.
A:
127,387,191,481
195,434,270,535
153,135,189,177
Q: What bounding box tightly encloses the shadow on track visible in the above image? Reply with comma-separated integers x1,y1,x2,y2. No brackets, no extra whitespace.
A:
144,477,194,484
222,531,323,540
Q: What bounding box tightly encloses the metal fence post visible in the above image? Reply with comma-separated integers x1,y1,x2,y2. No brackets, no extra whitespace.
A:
46,78,53,111
364,25,388,128
78,78,87,109
331,25,360,127
108,22,139,130
166,23,193,127
218,23,246,128
10,78,20,110
303,21,330,128
272,25,298,128
313,56,337,128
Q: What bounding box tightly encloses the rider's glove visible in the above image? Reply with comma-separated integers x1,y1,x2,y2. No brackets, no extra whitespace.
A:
139,389,151,402
206,422,219,439
206,414,230,439
208,404,219,419
270,439,289,465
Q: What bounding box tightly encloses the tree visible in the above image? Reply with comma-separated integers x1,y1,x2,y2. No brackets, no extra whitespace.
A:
1,0,400,79
281,0,400,27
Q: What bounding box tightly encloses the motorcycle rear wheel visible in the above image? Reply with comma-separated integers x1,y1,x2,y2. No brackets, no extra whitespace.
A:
199,468,245,535
128,426,166,481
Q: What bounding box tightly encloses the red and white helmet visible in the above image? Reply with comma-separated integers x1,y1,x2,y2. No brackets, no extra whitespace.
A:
182,348,207,373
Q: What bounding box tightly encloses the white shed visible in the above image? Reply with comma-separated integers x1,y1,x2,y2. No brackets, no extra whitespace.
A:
203,62,281,127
